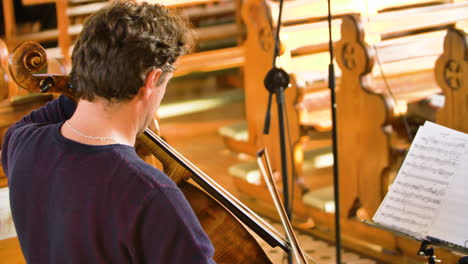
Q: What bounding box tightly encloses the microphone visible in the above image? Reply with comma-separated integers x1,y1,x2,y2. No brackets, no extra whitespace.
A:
263,67,290,135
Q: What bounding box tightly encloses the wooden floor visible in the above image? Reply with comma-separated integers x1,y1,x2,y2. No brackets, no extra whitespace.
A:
0,238,24,264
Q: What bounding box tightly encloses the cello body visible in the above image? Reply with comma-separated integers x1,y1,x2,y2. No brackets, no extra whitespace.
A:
181,182,272,263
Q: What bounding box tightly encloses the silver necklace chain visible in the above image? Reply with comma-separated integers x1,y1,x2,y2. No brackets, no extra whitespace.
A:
65,120,119,143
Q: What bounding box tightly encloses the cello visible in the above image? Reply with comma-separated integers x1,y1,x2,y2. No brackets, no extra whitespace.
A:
8,41,292,263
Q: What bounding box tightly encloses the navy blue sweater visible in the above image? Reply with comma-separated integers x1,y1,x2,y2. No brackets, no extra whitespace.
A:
1,95,215,263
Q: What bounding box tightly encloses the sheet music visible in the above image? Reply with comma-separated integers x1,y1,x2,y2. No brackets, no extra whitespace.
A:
373,121,467,242
423,123,468,248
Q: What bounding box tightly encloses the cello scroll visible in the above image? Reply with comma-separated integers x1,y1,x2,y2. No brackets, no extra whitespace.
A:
8,41,74,98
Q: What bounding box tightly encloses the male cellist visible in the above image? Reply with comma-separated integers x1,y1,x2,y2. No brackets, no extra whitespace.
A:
1,1,215,263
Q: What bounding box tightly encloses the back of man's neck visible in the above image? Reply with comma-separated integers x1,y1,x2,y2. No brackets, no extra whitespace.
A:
62,99,138,146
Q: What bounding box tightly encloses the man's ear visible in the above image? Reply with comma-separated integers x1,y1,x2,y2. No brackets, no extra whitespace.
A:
142,67,163,98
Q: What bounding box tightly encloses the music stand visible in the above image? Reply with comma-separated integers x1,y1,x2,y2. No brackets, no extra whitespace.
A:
363,220,468,264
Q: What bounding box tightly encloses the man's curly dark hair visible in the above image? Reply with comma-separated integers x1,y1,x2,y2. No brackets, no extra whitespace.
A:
70,0,194,101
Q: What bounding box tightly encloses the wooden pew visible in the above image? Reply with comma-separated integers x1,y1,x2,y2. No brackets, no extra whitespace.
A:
0,38,9,187
297,0,466,216
314,6,467,263
3,0,244,71
222,0,455,214
1,0,92,55
434,27,468,134
333,1,467,221
158,0,246,101
222,0,361,207
53,0,243,62
1,0,107,70
174,45,244,78
1,0,56,46
226,0,456,146
0,38,9,101
223,1,468,263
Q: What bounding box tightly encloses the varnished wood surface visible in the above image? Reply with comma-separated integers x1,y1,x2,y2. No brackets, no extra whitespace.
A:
2,1,467,263
232,1,468,264
435,28,468,133
0,237,24,264
20,0,227,8
4,0,243,70
0,39,9,100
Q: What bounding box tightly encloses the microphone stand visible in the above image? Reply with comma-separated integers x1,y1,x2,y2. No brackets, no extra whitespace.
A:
263,1,342,264
262,0,291,224
262,0,292,263
418,238,468,264
417,240,441,264
326,0,342,263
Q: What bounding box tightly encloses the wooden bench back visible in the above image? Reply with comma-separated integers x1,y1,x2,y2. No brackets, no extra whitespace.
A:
239,0,452,189
54,0,243,61
435,27,468,133
0,39,9,101
319,21,466,263
2,0,243,75
287,1,467,115
334,1,468,219
237,2,467,259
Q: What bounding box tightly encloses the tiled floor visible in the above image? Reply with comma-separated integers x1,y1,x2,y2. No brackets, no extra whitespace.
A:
253,220,380,264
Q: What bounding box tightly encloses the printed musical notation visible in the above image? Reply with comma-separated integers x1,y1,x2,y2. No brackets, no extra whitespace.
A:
373,121,468,247
407,152,458,166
